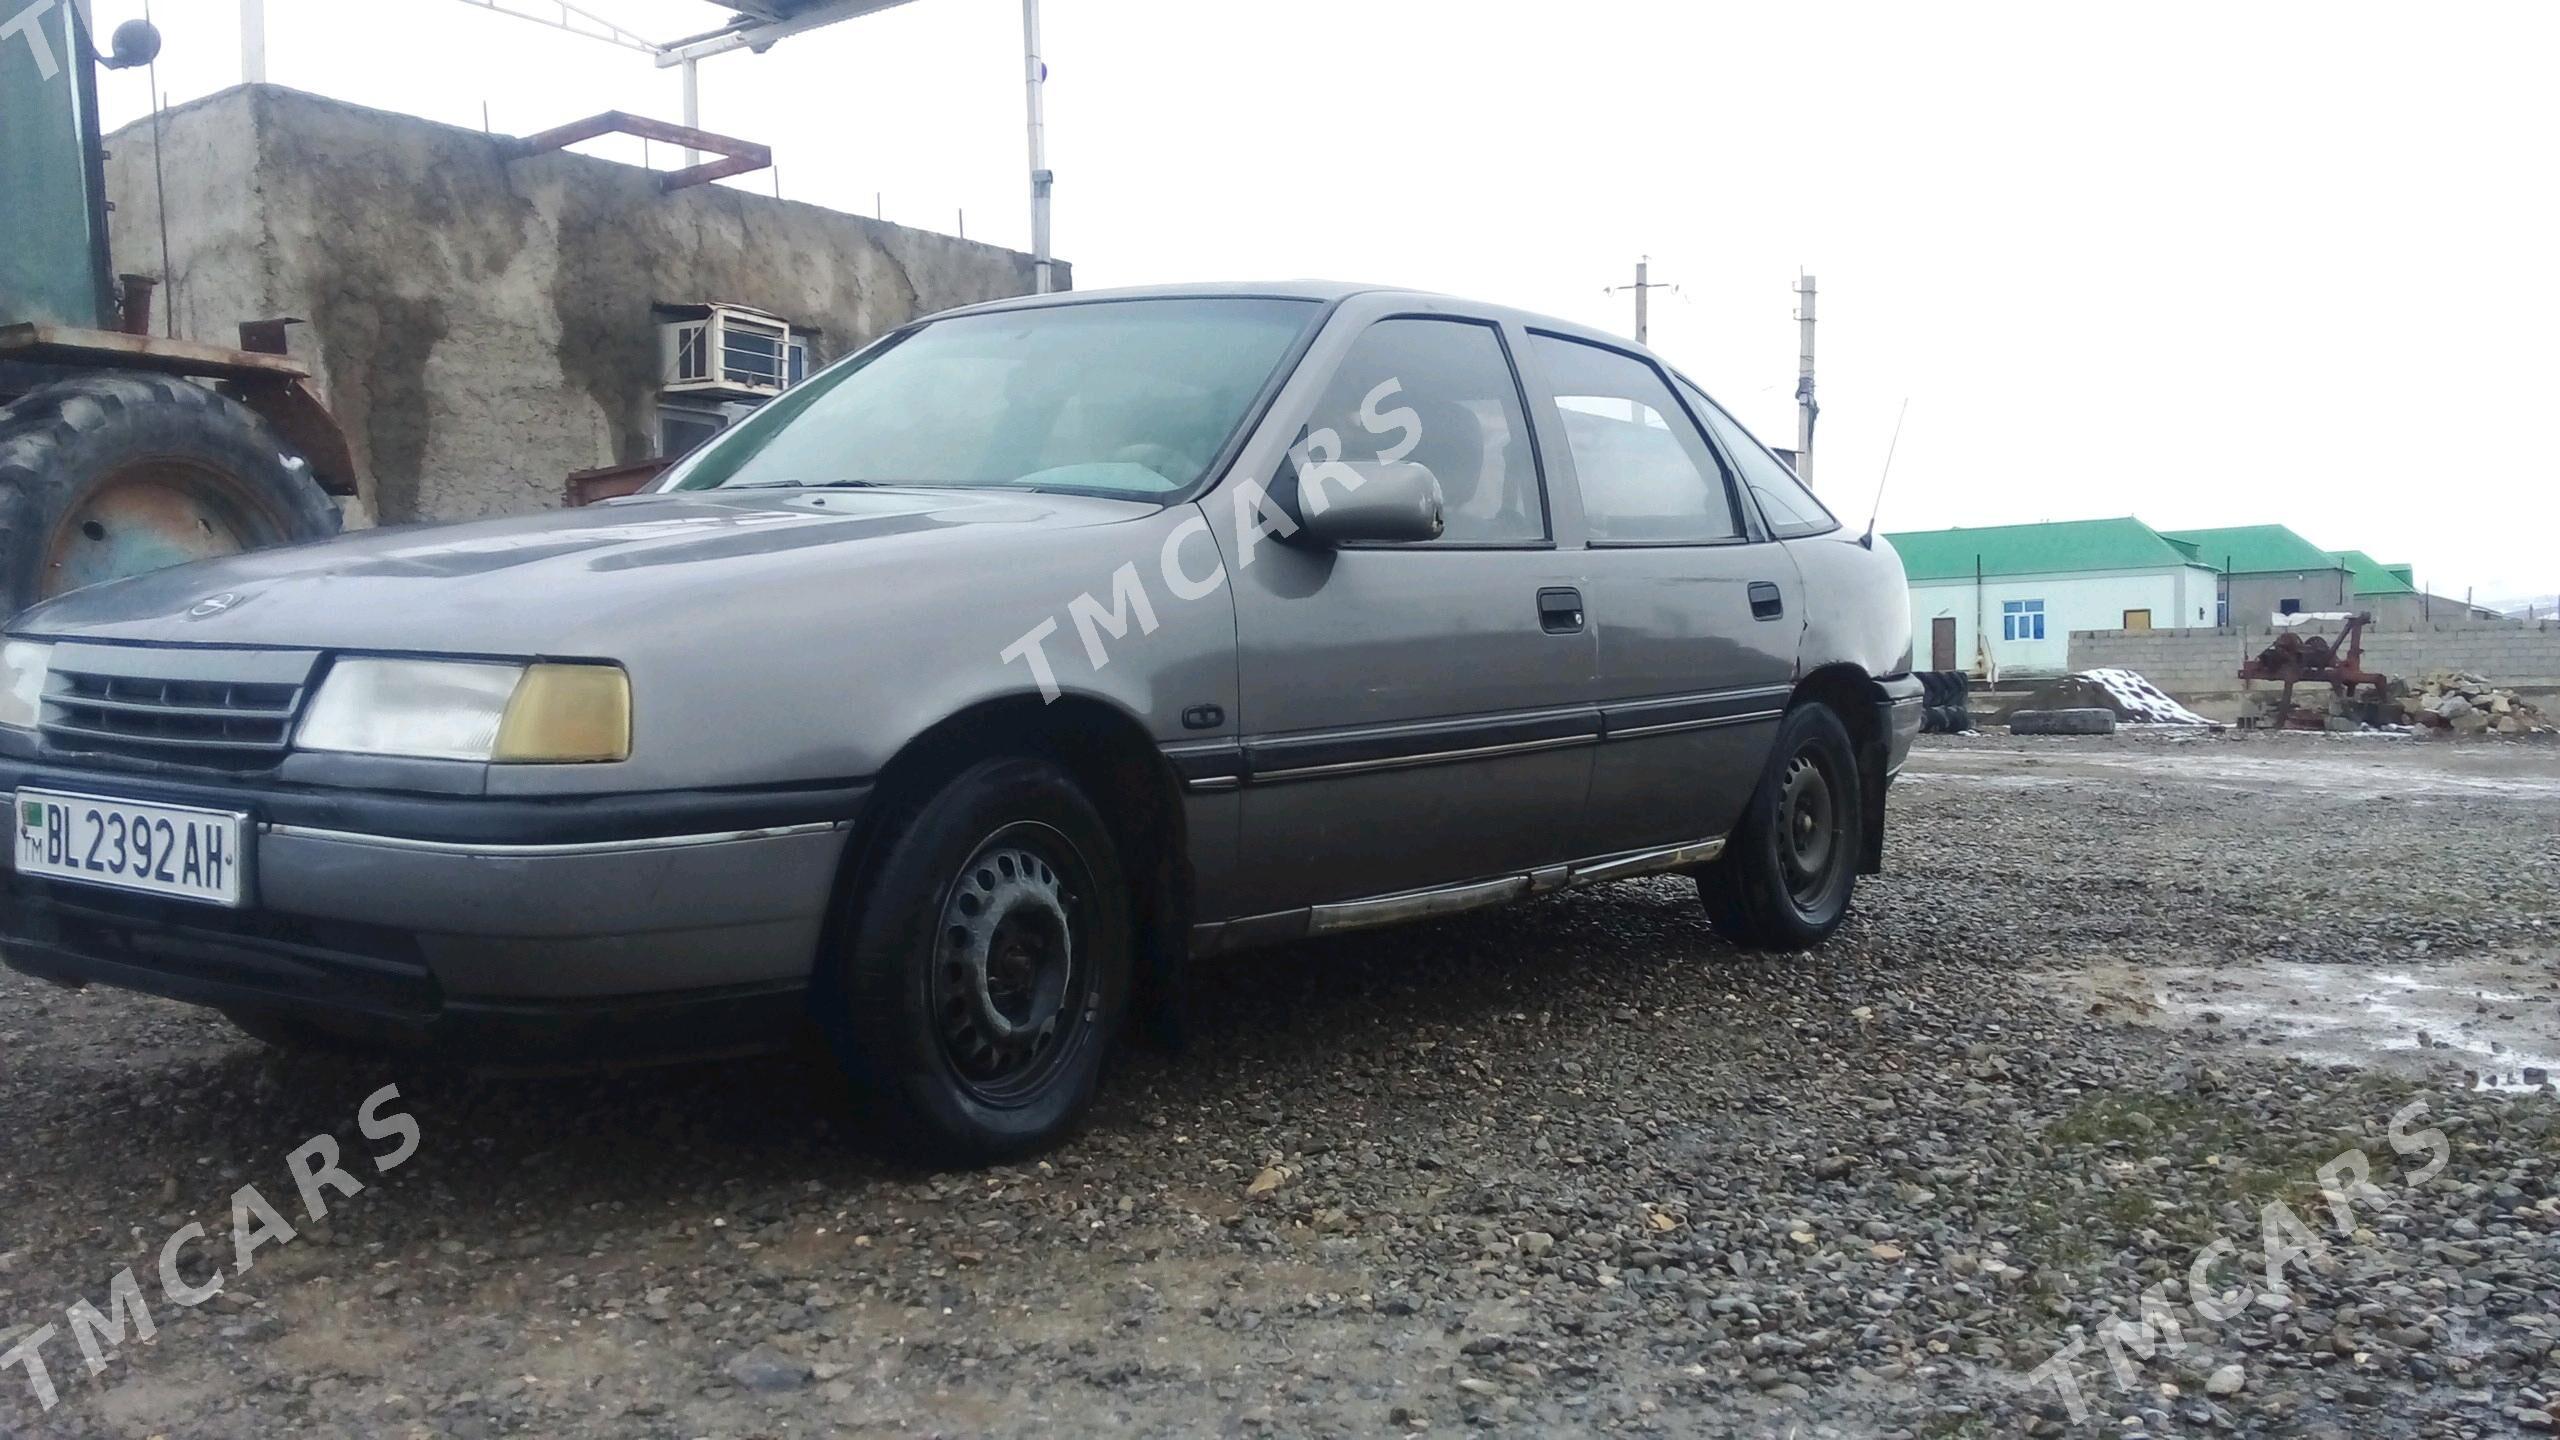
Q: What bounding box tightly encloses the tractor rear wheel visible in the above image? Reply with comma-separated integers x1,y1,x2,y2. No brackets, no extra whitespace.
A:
0,372,340,616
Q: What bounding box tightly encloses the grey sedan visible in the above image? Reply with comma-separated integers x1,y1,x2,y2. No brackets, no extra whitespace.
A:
0,283,1919,1162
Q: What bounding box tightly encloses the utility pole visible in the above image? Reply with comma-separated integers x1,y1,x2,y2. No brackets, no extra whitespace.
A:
1606,257,1673,345
679,55,700,166
241,0,266,83
1794,273,1817,485
1023,0,1053,293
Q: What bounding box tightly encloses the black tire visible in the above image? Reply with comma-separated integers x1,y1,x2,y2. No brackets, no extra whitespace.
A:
1920,671,1948,706
817,755,1133,1165
0,373,340,615
1696,704,1865,952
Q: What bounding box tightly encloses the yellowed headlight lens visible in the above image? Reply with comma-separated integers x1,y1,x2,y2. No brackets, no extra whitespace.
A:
491,663,630,763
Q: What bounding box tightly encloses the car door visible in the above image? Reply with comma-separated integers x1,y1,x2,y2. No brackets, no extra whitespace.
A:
1206,304,1598,917
1513,331,1803,858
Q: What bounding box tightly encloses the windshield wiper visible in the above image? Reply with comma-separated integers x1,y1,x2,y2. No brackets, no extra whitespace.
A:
721,479,891,491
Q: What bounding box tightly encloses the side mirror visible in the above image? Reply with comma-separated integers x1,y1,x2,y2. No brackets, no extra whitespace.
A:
1277,459,1446,546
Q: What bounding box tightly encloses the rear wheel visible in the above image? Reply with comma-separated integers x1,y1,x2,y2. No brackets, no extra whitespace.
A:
1697,704,1865,951
0,373,340,613
818,756,1132,1165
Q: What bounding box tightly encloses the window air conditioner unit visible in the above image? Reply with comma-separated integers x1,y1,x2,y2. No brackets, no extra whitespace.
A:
661,305,800,398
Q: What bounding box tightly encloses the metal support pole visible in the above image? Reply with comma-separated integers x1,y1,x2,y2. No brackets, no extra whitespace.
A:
680,55,701,167
1023,0,1053,293
1633,257,1649,345
1795,273,1817,486
240,0,266,83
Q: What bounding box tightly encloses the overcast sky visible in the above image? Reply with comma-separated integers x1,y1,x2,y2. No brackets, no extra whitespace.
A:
90,0,2559,604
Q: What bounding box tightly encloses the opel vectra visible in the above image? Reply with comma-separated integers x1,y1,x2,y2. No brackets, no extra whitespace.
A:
1,283,1919,1161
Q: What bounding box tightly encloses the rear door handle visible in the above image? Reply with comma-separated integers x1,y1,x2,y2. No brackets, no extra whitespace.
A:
1538,587,1585,634
1748,581,1784,621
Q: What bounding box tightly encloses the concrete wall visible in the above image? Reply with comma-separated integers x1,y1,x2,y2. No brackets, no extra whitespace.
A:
1909,565,2219,677
104,86,1062,525
2222,569,2355,624
2071,620,2560,696
2359,590,2503,627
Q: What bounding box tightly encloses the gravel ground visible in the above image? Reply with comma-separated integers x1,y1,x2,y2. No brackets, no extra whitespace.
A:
1,729,2555,1439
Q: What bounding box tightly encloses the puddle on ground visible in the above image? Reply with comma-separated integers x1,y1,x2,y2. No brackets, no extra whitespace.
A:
2055,955,2560,1092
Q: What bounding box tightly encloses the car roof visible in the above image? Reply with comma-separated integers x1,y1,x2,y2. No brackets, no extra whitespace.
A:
931,280,1641,353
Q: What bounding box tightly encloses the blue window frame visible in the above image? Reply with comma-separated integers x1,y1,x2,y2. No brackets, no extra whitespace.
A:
2001,598,2046,641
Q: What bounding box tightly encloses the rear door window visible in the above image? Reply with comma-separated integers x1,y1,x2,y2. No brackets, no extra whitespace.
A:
1527,335,1741,545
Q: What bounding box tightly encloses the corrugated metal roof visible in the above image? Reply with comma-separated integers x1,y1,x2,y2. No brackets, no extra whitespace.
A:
2156,524,2343,576
2332,549,2418,596
1883,518,2206,582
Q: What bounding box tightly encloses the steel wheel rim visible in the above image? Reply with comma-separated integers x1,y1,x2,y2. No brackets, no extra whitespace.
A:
929,822,1093,1107
40,458,284,600
1777,749,1840,910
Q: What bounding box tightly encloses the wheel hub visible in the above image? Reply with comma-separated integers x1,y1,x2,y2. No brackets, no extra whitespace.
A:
1778,753,1836,900
42,461,271,600
937,845,1075,1085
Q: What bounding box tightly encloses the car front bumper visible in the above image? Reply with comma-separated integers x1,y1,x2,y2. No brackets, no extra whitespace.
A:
1878,671,1924,777
0,755,863,1061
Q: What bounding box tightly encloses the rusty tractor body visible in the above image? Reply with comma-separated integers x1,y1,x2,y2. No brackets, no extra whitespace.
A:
0,11,353,617
2239,611,2392,730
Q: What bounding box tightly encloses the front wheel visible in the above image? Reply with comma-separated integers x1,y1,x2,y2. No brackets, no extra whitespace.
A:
1696,703,1865,951
818,756,1132,1165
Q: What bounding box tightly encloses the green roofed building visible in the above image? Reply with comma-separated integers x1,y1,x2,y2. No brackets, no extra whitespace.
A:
1884,517,2498,676
1882,517,2221,678
2156,524,2355,624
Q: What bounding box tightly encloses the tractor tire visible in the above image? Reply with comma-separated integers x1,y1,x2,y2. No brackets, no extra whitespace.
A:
2008,708,2117,736
0,372,340,618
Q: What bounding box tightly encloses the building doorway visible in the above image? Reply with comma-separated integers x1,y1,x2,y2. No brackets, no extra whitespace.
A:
1931,616,1957,670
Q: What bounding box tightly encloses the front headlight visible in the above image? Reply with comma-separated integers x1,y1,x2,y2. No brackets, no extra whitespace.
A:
0,640,51,731
296,659,630,763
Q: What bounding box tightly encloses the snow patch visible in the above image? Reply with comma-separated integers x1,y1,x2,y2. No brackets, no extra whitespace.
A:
2073,668,2214,726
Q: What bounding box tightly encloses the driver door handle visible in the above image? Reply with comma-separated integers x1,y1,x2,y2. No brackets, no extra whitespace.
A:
1538,587,1585,634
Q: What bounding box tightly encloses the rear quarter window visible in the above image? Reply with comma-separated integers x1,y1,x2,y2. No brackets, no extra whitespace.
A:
1679,381,1840,539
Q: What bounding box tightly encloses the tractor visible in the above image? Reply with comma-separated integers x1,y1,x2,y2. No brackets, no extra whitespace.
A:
0,7,353,620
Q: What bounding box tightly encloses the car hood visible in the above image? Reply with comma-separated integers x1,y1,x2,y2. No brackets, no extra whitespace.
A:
10,487,1158,654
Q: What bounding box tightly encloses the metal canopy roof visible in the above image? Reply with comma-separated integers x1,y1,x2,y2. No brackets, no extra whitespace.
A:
660,0,923,60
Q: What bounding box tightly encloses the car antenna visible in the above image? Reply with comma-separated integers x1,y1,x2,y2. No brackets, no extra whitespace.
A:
1858,398,1909,550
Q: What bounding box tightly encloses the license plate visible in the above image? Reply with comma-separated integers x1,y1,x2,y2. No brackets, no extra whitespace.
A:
13,790,248,907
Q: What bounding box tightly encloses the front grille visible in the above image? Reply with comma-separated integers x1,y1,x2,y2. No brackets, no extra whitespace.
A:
38,643,320,769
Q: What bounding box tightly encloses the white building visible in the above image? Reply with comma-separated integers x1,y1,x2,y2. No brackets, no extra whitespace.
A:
1884,517,2221,679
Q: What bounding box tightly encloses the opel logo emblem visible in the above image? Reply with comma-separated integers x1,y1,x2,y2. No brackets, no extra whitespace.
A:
189,592,247,618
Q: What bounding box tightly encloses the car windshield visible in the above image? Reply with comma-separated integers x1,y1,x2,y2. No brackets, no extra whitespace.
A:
659,297,1318,500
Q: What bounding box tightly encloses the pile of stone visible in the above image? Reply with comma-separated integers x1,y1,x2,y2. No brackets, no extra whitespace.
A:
2401,671,2552,736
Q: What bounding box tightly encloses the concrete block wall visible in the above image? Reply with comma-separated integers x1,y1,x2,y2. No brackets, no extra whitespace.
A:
105,85,1059,526
2069,621,2560,696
